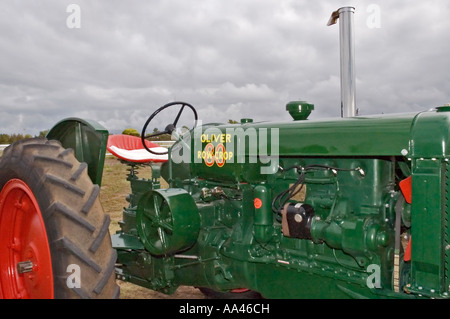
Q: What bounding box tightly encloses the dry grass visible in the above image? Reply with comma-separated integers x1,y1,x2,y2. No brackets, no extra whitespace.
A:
100,156,204,299
100,157,131,234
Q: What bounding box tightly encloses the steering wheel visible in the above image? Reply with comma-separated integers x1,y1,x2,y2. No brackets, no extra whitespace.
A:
141,101,198,155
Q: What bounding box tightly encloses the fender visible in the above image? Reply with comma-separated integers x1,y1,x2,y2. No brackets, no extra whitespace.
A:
46,117,109,186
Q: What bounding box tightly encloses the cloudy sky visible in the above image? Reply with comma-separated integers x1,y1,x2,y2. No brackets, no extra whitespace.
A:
0,0,449,136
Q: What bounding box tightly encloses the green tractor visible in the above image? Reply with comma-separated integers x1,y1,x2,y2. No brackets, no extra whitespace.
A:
1,7,449,299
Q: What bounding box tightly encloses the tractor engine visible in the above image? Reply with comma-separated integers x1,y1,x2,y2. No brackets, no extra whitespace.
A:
112,102,450,298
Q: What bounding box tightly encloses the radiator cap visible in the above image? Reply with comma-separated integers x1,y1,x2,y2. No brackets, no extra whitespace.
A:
286,101,314,120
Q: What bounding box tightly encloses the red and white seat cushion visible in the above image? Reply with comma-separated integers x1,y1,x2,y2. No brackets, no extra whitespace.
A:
107,134,168,163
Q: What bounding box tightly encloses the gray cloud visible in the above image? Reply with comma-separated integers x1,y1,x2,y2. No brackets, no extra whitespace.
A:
0,0,449,135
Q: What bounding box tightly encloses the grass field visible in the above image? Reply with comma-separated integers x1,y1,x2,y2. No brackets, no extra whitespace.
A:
100,156,204,299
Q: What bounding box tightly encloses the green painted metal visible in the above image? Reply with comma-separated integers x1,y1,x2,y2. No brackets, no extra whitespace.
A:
46,117,108,186
286,101,314,120
410,107,450,157
409,158,444,295
136,188,200,256
112,105,450,299
189,110,417,184
404,107,450,296
253,185,274,243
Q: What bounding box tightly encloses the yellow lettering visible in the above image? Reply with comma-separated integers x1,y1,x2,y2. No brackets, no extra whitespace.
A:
200,133,233,144
199,142,235,167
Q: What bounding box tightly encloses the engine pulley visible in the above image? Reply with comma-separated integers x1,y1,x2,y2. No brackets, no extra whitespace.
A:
136,188,200,256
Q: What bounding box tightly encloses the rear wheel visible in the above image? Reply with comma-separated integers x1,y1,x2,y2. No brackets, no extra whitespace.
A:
0,138,119,299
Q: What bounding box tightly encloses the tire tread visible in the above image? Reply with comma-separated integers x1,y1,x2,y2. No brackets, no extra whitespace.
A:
0,138,119,299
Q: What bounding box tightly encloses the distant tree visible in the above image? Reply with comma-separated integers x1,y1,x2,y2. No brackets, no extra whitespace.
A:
148,128,171,141
122,128,140,137
228,119,239,124
39,130,49,138
6,133,32,143
0,134,9,144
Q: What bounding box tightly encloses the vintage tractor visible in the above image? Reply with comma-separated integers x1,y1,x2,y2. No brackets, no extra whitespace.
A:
1,7,449,299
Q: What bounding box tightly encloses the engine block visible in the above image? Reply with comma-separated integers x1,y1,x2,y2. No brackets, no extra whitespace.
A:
112,105,450,298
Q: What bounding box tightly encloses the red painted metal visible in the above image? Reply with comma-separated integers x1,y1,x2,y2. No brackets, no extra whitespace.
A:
399,176,412,204
404,238,411,262
0,179,54,299
107,134,168,163
399,176,412,262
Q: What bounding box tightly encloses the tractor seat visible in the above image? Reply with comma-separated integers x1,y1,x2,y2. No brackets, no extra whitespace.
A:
107,134,168,163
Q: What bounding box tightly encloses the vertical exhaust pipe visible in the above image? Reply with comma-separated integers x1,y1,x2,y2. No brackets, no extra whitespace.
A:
328,7,356,117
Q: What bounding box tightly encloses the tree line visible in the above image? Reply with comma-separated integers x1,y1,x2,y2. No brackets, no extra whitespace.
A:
0,130,48,144
1,119,240,145
0,127,171,144
121,120,239,140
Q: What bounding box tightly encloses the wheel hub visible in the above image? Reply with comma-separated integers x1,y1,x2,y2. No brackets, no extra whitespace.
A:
0,179,54,299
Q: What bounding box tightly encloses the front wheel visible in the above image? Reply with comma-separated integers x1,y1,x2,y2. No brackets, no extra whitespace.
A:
0,138,119,299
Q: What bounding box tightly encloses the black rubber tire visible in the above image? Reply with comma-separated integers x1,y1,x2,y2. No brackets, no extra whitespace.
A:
0,138,119,299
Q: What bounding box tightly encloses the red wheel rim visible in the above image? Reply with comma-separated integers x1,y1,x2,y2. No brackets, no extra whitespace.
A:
0,179,54,299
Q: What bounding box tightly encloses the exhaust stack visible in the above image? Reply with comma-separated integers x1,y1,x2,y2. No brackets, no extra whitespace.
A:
328,7,356,118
